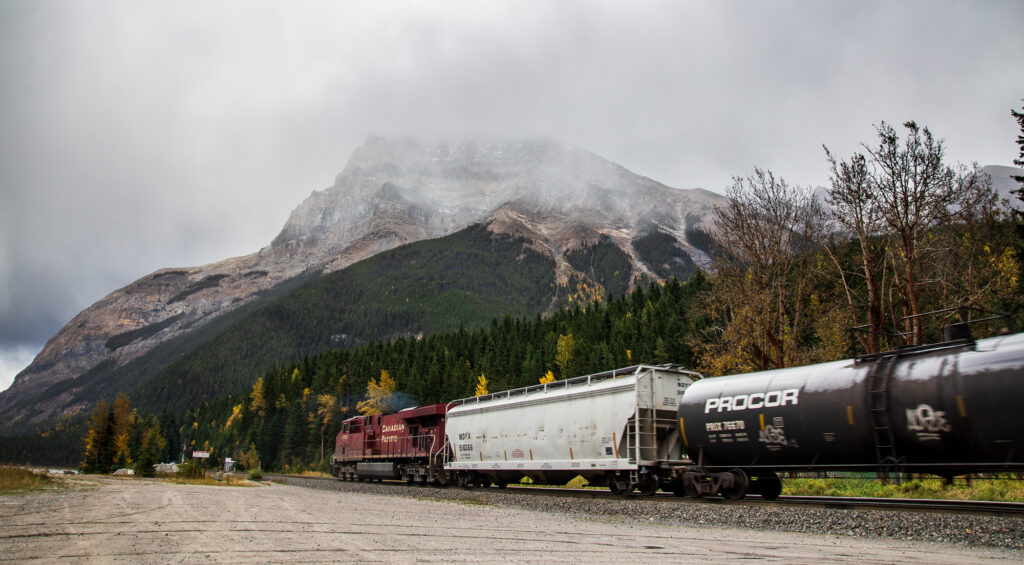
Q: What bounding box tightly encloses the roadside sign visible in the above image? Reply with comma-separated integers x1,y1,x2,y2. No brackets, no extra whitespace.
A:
192,450,210,459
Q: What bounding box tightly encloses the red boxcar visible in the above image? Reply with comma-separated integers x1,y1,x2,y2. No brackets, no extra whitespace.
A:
331,403,450,484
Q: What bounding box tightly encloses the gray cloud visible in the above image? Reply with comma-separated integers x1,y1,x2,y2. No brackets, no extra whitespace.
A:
2,0,1023,391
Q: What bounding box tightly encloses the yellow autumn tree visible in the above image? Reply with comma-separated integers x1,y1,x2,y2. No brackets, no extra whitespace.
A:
357,370,395,415
554,333,576,378
223,403,243,430
312,393,340,464
539,370,556,384
110,393,134,469
474,374,488,396
249,377,266,417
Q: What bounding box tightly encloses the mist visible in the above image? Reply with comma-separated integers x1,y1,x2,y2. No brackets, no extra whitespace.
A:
2,1,1022,391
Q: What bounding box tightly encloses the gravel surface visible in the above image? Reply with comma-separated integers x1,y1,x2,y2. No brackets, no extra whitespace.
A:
2,475,1022,563
279,476,1024,551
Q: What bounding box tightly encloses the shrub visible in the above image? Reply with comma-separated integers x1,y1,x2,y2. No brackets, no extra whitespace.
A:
247,468,264,481
566,475,589,489
0,466,53,493
175,459,205,479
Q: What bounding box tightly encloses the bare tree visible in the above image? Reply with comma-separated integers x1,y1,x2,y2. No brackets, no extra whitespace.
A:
823,149,886,353
701,168,836,373
825,121,1005,346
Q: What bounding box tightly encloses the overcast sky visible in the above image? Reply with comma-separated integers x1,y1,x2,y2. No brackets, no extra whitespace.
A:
1,1,1022,392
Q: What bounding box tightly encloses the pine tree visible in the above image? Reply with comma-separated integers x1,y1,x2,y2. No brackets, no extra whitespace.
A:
133,417,166,477
80,399,113,474
1012,103,1024,312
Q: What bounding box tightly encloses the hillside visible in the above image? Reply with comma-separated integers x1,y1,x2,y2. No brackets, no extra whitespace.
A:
0,137,724,432
131,224,560,415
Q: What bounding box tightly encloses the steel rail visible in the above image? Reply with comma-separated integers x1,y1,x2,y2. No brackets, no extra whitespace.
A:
265,473,1024,516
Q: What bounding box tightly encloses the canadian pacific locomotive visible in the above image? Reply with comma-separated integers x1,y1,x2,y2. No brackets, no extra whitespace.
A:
332,328,1024,500
332,404,449,484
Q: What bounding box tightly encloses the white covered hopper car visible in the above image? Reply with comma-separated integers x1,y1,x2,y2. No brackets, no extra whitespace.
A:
442,364,698,495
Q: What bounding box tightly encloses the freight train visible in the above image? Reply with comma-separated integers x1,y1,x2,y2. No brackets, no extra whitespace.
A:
331,328,1024,500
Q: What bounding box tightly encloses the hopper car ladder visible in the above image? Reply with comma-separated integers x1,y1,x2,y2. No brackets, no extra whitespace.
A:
625,370,661,466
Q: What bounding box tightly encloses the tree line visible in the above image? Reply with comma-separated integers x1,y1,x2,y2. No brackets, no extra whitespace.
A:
698,119,1020,375
79,393,182,475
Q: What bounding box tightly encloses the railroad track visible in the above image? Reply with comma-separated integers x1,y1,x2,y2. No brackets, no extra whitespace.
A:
265,473,1024,516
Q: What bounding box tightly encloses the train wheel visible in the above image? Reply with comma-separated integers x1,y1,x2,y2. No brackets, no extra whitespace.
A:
753,472,782,501
458,472,478,489
685,481,701,499
670,481,700,498
606,472,627,495
495,480,508,489
638,474,660,496
680,471,703,499
479,478,493,489
722,469,749,500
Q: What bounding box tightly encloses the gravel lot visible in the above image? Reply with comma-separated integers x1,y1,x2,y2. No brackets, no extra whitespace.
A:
281,476,1024,551
0,475,1021,564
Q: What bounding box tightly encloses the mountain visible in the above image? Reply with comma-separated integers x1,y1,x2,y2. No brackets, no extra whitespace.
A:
0,136,724,432
984,165,1024,209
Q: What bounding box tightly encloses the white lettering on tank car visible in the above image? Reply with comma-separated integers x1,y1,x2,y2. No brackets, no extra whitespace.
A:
906,404,951,438
704,389,800,413
759,425,789,446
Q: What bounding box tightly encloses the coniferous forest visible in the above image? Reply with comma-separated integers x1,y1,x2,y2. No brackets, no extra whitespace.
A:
179,276,711,472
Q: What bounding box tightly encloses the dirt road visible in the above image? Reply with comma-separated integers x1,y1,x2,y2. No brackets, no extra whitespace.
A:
1,476,1020,563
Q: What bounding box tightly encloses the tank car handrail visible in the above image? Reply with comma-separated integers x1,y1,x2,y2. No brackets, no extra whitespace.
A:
854,338,976,364
850,306,1007,359
447,364,701,407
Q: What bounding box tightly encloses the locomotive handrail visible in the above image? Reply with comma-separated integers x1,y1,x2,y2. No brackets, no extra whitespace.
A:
360,432,439,460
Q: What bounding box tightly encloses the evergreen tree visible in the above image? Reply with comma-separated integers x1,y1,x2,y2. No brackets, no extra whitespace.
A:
157,409,180,463
80,399,113,474
1012,102,1024,318
133,417,166,477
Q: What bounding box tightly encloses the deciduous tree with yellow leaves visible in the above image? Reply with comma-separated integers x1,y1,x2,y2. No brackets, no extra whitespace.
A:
474,374,488,396
357,370,396,415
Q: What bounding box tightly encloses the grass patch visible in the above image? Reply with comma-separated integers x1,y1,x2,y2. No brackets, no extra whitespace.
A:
165,475,254,487
416,496,495,507
0,466,57,495
782,476,1024,502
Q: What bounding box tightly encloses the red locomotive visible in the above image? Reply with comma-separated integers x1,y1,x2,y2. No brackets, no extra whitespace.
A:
331,403,450,484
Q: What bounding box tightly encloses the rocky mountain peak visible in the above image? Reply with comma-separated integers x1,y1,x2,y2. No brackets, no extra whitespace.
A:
0,136,725,431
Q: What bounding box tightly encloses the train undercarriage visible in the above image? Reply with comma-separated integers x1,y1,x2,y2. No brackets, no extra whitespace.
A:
332,458,448,485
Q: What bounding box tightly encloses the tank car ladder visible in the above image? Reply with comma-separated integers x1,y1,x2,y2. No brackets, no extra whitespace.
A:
866,353,903,481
